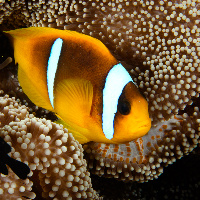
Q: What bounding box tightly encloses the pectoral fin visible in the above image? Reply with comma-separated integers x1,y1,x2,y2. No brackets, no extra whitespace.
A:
54,78,93,132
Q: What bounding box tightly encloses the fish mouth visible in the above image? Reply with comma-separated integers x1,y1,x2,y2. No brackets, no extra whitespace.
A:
138,119,152,132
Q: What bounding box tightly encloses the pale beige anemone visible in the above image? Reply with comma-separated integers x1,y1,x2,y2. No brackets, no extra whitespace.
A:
0,94,101,199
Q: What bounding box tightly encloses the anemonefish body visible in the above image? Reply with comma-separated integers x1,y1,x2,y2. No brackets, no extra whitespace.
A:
4,27,151,144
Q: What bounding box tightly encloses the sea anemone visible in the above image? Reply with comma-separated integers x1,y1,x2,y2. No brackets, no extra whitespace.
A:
0,95,100,199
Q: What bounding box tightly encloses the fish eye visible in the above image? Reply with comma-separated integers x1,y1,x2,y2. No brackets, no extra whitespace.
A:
117,100,131,115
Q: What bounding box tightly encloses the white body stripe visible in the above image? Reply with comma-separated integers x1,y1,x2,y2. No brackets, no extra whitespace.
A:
47,38,63,108
102,63,134,139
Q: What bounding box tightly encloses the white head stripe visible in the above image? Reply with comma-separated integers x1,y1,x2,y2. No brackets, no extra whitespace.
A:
102,63,134,139
47,38,63,108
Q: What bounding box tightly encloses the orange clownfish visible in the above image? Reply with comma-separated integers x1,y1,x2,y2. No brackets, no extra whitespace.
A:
4,27,151,144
